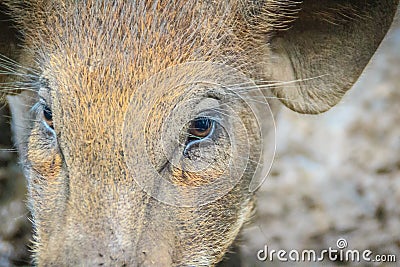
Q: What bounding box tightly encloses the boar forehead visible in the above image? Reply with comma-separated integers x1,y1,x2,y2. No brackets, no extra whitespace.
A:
38,1,251,139
39,1,247,86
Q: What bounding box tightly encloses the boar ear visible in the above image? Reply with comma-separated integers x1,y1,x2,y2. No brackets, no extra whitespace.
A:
266,0,399,114
0,3,21,102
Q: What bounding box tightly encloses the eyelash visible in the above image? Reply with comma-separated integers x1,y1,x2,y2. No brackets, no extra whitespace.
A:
32,100,54,131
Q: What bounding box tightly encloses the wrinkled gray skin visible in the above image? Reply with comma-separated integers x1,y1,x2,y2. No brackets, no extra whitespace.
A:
0,0,398,266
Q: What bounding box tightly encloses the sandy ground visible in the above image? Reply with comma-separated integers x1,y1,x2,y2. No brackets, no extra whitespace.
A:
0,17,399,267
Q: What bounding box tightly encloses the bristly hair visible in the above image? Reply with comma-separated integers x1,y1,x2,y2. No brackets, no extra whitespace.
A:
2,0,303,84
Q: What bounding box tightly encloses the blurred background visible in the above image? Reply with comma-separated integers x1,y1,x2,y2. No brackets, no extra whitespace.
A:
240,17,400,266
0,14,399,267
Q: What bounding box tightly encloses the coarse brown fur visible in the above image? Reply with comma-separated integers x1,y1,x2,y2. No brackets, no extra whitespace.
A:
0,0,398,266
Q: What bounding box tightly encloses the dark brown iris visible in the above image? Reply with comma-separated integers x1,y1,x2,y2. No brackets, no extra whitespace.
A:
188,117,213,139
43,104,53,129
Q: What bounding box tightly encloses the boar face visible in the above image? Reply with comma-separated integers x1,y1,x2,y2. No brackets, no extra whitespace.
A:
1,0,398,265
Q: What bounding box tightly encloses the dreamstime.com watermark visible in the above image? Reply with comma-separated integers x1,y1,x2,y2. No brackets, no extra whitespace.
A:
257,238,397,263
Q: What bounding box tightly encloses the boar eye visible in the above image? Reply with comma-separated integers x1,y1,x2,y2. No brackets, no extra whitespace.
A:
188,117,214,141
42,104,53,129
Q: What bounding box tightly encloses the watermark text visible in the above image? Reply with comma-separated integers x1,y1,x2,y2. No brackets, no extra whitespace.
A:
257,238,396,263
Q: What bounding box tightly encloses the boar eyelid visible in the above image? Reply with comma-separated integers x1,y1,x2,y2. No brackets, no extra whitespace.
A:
32,99,55,132
184,118,216,155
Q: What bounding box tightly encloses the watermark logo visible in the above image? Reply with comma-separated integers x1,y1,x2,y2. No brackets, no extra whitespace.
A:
257,238,397,263
122,62,276,207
